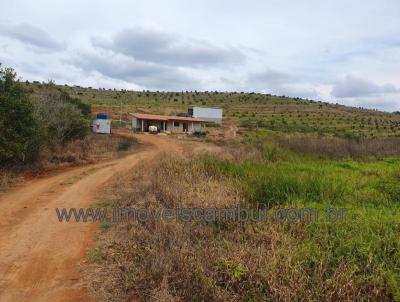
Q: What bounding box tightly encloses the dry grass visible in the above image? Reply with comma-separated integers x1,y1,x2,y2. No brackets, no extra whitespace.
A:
46,133,137,164
0,134,137,191
0,170,16,191
276,135,400,159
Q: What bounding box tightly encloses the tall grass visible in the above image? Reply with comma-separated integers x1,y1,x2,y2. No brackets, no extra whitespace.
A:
47,133,137,164
200,155,347,207
276,135,400,159
0,134,137,191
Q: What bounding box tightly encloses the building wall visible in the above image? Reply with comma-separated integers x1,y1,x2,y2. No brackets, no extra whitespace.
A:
167,120,183,132
167,120,175,132
167,120,202,132
132,117,137,129
191,107,223,123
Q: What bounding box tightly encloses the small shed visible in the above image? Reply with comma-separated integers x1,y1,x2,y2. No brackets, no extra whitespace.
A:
92,113,111,134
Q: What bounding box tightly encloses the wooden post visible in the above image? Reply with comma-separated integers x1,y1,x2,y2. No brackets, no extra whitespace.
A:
141,119,144,132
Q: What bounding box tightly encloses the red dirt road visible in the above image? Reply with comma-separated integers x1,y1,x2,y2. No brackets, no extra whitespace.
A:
0,133,181,302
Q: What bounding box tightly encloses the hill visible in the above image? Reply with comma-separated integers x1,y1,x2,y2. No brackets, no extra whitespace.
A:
25,82,400,139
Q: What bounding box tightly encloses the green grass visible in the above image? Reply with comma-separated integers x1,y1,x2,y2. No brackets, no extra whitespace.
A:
203,153,399,205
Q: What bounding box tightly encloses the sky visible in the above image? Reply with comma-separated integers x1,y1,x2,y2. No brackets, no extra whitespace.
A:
1,0,399,111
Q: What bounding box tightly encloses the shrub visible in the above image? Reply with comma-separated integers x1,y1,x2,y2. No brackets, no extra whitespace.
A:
193,130,207,137
62,92,91,117
0,66,40,165
31,84,90,145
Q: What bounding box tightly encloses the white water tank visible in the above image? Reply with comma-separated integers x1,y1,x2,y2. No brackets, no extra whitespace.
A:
92,113,111,134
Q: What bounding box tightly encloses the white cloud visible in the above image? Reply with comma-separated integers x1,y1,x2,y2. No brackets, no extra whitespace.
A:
329,75,400,111
1,0,400,110
0,23,65,51
331,75,400,98
68,49,201,90
92,27,245,68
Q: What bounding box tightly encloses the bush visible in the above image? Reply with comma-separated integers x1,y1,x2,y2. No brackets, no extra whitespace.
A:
61,91,91,117
193,130,208,137
31,84,90,145
0,67,40,165
0,66,92,167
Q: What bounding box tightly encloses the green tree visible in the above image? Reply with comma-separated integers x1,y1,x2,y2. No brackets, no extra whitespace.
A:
0,66,40,165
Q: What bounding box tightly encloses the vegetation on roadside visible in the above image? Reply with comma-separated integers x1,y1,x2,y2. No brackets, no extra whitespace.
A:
0,67,41,165
48,133,137,164
0,65,91,167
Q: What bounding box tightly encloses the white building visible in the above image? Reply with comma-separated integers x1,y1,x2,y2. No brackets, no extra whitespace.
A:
188,106,223,123
92,113,111,134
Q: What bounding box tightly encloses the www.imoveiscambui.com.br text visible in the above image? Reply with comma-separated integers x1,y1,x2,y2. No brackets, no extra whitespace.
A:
55,207,347,224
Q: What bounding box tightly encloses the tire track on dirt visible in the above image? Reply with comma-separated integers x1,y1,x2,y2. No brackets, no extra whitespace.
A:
0,133,182,302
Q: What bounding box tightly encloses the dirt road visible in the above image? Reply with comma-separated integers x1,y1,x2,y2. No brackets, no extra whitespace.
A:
0,133,181,302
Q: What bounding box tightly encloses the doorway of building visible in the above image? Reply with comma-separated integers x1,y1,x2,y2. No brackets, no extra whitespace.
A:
183,122,189,132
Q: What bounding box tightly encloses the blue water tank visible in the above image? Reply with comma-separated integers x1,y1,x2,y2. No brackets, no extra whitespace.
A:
96,113,108,119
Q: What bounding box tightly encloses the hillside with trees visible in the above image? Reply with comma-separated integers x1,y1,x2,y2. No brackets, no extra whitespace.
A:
26,83,400,140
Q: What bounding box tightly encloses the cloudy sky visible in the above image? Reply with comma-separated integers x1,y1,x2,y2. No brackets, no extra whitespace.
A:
1,0,399,111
